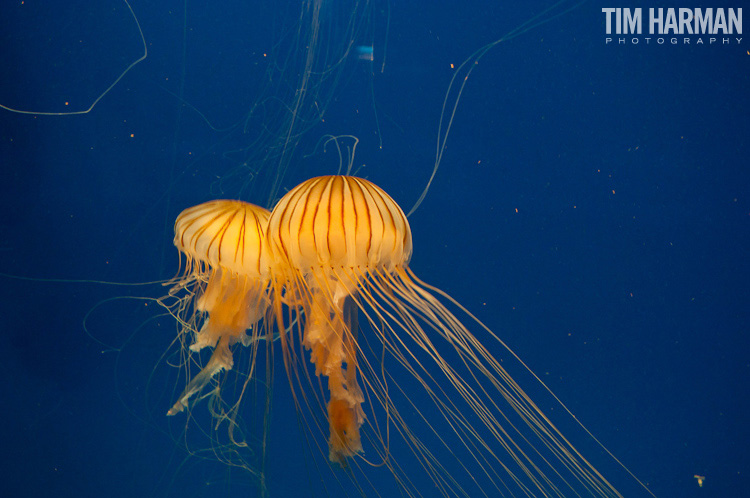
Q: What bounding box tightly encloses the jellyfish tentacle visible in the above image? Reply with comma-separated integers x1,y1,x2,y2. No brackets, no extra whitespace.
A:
167,334,234,416
303,275,365,463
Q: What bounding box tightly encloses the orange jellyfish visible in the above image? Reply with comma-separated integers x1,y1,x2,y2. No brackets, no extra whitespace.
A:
164,199,272,416
265,175,630,497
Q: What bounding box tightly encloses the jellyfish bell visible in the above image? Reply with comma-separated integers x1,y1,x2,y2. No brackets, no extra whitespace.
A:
165,199,272,416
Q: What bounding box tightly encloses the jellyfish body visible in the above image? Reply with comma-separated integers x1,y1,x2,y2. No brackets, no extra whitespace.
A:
265,175,624,497
267,175,411,463
167,199,271,416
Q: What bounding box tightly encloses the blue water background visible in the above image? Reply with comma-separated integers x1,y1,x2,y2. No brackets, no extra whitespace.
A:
0,1,747,497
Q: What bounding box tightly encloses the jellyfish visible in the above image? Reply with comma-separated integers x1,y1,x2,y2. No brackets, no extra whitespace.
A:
265,175,629,497
165,199,272,416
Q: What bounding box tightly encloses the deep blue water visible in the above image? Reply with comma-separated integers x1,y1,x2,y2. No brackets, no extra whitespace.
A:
0,1,747,497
